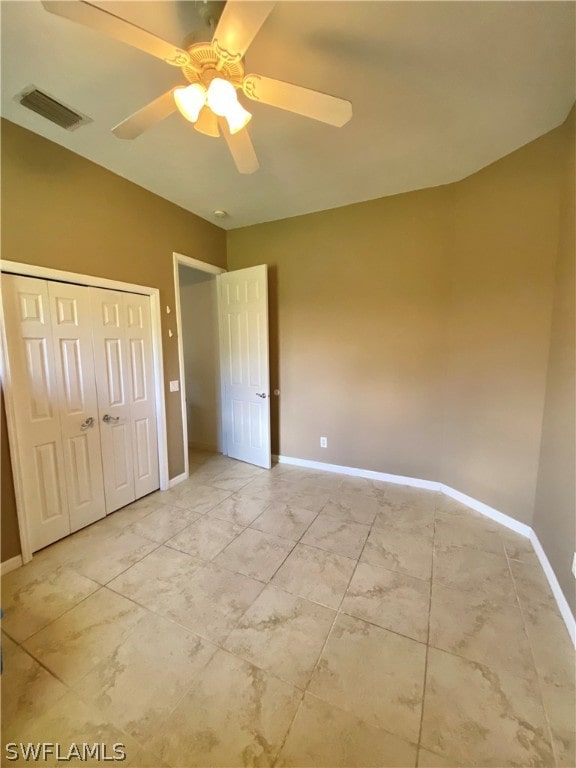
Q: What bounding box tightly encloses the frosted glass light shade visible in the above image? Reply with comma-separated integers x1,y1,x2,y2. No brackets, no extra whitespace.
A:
174,84,206,123
224,101,252,134
206,78,237,116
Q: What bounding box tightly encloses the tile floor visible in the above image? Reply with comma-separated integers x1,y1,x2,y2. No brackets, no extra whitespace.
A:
2,449,574,767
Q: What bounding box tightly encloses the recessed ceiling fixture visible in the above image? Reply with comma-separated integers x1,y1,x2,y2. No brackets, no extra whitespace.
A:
213,209,228,218
41,1,352,174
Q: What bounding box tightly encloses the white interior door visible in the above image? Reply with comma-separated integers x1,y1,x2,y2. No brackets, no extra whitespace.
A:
124,292,160,498
2,274,70,551
48,281,106,532
90,287,136,512
217,265,271,468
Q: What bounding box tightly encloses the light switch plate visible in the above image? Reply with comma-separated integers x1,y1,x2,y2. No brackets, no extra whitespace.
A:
169,380,179,392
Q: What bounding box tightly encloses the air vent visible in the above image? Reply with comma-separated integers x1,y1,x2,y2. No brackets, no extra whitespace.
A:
16,87,92,131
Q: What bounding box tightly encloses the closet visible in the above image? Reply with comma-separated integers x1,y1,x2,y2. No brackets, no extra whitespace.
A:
2,274,159,553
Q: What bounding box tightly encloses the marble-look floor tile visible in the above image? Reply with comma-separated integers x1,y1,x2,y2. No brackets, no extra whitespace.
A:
166,516,244,560
224,585,335,688
126,504,202,543
521,604,575,690
420,647,554,767
434,511,504,556
417,748,458,767
433,544,516,602
341,561,430,642
164,483,232,513
540,682,576,768
23,587,147,685
373,504,435,535
77,612,217,742
277,694,417,767
308,613,426,742
111,551,264,643
1,633,68,730
146,648,302,767
208,464,265,492
322,493,380,525
214,528,294,581
207,494,270,526
302,515,369,560
429,582,536,681
509,558,558,612
107,545,203,610
250,503,318,541
500,529,539,565
361,526,433,581
4,691,140,766
271,543,357,609
1,562,99,642
118,491,170,514
57,527,159,585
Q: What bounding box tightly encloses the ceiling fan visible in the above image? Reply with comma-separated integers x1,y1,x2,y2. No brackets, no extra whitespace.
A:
41,1,353,174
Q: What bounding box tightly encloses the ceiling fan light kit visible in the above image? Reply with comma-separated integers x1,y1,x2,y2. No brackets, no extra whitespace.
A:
41,0,353,174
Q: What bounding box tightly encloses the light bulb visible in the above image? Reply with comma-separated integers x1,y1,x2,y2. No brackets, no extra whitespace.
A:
224,101,252,134
206,78,251,134
173,84,206,123
206,78,237,117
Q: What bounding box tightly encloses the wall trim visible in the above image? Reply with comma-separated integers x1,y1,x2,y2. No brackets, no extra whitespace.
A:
168,471,188,489
275,453,575,644
438,483,531,537
1,555,23,575
529,531,576,646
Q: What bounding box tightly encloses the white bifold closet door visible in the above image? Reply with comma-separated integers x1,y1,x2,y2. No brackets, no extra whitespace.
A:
2,275,160,552
2,275,105,551
90,287,159,513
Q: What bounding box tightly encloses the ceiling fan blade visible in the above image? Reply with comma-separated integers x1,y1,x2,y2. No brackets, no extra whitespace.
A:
212,1,275,65
41,1,191,67
243,74,352,127
219,119,259,174
194,106,220,138
113,89,177,139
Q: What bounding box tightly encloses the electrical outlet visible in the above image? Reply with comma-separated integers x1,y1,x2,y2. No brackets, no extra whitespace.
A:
572,553,576,579
169,380,179,392
320,436,327,448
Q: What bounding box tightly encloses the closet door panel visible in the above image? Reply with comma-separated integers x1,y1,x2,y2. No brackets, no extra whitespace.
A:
2,275,70,551
124,293,159,498
48,282,106,531
90,287,135,513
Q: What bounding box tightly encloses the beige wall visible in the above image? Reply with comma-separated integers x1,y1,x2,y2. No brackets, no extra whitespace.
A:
1,118,226,561
179,267,220,451
533,112,576,613
229,189,449,481
228,115,571,528
441,123,565,524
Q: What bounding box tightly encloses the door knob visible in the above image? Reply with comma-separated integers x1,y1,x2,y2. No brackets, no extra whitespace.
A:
103,414,120,423
80,416,95,430
256,392,267,399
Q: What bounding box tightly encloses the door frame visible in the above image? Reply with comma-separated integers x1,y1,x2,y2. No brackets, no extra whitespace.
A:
172,252,226,481
0,259,169,564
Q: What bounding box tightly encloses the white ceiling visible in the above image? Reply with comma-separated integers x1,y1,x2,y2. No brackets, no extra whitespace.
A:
1,1,574,230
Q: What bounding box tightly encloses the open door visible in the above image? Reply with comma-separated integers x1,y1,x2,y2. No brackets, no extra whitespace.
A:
217,265,271,468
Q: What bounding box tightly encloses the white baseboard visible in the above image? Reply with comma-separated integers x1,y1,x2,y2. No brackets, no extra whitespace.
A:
439,483,531,537
275,455,439,491
275,453,575,644
1,554,23,575
168,471,188,489
529,531,576,646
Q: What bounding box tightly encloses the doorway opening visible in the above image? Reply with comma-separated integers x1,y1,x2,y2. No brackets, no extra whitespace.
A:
173,253,226,480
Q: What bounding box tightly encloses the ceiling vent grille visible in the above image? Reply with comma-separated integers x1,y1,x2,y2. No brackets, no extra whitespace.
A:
16,87,91,131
